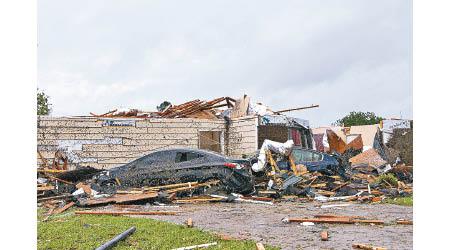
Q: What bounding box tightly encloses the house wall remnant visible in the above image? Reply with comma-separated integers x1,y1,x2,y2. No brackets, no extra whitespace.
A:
228,116,259,159
37,116,259,169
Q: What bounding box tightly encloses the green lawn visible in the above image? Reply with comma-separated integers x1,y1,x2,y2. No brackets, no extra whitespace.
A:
385,196,413,206
37,207,280,250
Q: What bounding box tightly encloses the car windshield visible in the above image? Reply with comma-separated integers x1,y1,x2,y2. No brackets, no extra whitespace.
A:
292,149,323,162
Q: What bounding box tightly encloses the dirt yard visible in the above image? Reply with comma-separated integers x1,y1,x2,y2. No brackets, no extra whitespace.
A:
100,201,413,250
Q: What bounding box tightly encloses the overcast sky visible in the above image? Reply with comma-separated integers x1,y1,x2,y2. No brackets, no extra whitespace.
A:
37,0,412,127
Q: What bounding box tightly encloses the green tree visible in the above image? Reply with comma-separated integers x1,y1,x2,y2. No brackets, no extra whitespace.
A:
157,101,171,112
37,88,52,115
333,111,384,127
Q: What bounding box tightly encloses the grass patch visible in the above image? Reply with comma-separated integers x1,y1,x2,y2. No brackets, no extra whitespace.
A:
376,173,398,187
37,207,280,250
385,196,413,206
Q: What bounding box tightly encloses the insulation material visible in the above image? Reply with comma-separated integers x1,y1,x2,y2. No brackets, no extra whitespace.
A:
349,148,387,167
252,139,294,172
247,102,273,116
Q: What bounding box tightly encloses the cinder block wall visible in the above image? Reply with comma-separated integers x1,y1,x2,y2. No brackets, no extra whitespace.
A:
37,116,258,169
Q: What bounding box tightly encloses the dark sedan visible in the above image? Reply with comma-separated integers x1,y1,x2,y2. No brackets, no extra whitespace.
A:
95,148,254,194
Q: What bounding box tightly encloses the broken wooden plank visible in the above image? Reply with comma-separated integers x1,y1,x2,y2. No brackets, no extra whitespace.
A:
37,194,73,202
240,196,273,201
283,218,355,224
53,201,75,215
115,178,121,186
134,182,199,191
75,211,182,216
37,150,48,167
321,231,328,241
173,198,224,203
37,185,55,191
45,174,73,185
289,154,298,176
397,220,413,225
80,192,158,206
37,169,68,174
42,205,55,221
331,181,350,192
273,105,319,114
314,214,360,219
165,180,220,194
352,243,387,250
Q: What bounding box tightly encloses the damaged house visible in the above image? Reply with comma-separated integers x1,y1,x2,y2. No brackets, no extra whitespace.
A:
37,95,315,170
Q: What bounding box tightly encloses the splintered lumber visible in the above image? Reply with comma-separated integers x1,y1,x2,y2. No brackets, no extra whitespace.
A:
75,211,182,216
165,180,220,194
289,154,298,176
240,196,273,201
315,190,335,196
397,221,413,225
352,243,387,250
42,205,55,221
314,214,360,219
331,181,350,191
53,201,75,215
273,105,319,114
321,231,328,241
37,194,73,202
187,218,193,228
80,192,158,206
115,178,121,186
256,242,266,250
135,182,199,191
173,198,223,203
37,150,48,167
37,185,55,191
37,169,68,174
46,175,73,185
283,218,355,224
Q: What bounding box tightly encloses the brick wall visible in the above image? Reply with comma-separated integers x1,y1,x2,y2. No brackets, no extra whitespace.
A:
257,125,289,148
37,116,259,169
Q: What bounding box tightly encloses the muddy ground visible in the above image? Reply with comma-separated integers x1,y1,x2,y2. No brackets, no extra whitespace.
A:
97,201,413,250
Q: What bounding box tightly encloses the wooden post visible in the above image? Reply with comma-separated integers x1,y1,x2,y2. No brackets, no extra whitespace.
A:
289,154,298,176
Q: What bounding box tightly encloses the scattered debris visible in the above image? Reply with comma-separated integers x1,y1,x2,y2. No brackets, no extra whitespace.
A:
256,242,266,250
171,242,217,250
321,231,328,241
187,218,193,228
352,243,387,250
75,211,182,216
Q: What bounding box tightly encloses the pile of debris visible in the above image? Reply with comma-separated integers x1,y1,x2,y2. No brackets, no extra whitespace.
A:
88,95,319,120
37,138,412,219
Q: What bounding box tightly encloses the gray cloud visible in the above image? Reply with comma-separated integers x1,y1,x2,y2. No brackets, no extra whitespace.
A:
38,0,412,127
